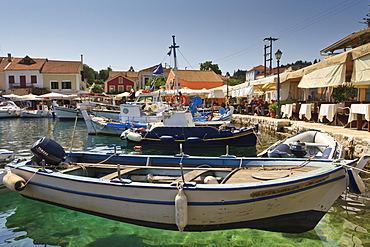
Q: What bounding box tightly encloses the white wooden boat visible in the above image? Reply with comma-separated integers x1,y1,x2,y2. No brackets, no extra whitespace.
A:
20,104,51,118
0,101,21,118
3,137,366,233
82,110,148,136
258,129,343,159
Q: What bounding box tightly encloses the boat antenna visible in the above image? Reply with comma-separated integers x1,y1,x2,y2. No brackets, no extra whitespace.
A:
169,35,179,94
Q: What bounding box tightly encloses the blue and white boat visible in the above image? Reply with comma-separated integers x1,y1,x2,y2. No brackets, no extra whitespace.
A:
121,110,258,147
3,137,367,233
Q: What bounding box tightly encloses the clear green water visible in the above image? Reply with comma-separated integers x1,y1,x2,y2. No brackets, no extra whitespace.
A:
0,118,369,247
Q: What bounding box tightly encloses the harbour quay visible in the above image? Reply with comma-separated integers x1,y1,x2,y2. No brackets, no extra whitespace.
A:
232,114,370,160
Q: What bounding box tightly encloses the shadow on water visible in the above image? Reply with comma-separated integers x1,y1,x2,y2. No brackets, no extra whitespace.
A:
0,118,369,246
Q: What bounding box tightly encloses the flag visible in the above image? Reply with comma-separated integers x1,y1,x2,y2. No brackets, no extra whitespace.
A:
152,64,163,75
130,87,135,94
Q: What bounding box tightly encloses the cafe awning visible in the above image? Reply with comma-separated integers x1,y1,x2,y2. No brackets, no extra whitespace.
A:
298,51,350,88
351,42,370,86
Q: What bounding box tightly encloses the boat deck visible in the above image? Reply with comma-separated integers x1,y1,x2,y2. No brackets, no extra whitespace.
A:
58,164,319,184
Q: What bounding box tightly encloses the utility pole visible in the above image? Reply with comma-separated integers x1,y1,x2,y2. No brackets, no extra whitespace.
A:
263,37,278,76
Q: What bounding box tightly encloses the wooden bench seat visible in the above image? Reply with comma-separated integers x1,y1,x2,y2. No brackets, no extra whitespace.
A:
100,167,140,180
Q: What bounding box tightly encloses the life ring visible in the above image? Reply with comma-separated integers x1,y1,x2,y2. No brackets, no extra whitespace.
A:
170,95,188,106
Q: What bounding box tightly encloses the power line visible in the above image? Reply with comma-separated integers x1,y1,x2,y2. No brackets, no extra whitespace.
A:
213,0,365,66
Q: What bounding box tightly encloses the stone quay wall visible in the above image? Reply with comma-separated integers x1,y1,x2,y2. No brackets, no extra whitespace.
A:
232,114,370,159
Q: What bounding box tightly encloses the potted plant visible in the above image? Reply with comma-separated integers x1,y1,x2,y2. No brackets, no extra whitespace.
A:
269,102,277,118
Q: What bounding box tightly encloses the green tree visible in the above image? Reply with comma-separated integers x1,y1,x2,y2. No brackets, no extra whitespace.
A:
83,64,98,85
90,84,104,93
360,5,370,27
200,61,222,75
232,69,246,83
147,76,168,89
99,66,112,81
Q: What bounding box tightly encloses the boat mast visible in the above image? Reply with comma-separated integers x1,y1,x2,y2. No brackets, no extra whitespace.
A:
169,35,179,93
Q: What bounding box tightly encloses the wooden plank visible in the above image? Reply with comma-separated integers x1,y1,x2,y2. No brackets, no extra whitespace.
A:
100,167,140,180
174,169,210,182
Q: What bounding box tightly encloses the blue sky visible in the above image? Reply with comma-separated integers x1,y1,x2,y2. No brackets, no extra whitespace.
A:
1,0,368,75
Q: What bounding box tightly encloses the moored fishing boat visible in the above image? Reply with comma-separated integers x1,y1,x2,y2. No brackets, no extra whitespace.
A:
121,110,258,147
0,101,21,118
0,149,14,162
3,137,367,233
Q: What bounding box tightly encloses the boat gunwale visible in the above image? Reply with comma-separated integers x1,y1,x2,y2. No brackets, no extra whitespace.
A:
8,160,346,192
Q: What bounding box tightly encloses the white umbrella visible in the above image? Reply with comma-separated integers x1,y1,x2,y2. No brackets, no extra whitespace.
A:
17,93,38,100
35,92,67,99
1,94,21,100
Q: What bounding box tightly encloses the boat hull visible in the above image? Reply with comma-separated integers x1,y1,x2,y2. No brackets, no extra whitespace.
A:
127,125,258,147
20,110,51,118
8,158,347,233
54,106,82,120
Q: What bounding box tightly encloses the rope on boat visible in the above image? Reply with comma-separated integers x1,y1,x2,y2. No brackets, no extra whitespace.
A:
23,168,41,188
338,162,370,175
97,152,119,164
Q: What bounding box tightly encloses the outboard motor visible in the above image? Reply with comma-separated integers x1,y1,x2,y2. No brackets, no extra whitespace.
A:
31,137,66,165
290,140,307,158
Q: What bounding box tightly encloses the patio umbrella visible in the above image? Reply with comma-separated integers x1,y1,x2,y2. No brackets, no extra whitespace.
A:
17,94,38,100
35,92,67,99
1,94,21,100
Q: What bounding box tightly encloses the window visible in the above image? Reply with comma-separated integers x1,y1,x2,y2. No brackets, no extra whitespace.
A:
31,75,37,83
126,85,132,92
9,76,15,84
119,77,123,84
109,86,115,92
118,85,124,92
62,81,71,89
51,81,59,89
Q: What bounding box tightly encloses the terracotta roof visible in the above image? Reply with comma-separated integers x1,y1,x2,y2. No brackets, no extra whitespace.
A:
139,65,170,73
107,71,139,82
41,60,81,74
6,57,46,71
177,70,223,82
246,65,269,73
0,57,12,70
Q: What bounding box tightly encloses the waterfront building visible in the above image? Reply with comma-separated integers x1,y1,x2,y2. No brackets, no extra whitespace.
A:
1,53,84,95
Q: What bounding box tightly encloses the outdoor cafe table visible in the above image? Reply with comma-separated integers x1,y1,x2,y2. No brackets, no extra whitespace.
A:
281,104,293,119
299,103,314,121
318,104,339,123
348,104,370,131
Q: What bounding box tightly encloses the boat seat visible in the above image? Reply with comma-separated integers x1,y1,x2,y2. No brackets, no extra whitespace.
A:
268,144,292,158
174,169,211,182
320,147,332,159
100,167,140,180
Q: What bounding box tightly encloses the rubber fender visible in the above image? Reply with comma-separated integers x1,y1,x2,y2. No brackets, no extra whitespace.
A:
204,176,218,184
3,173,26,192
175,187,188,231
